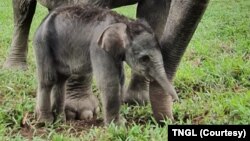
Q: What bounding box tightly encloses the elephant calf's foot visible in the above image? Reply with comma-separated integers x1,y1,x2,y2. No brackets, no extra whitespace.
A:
3,58,27,70
123,88,149,105
35,110,54,124
65,94,99,120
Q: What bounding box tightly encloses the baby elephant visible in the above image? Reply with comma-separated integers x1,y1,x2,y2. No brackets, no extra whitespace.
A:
34,5,178,125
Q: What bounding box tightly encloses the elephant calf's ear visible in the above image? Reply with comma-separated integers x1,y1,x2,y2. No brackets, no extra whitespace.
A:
97,23,130,54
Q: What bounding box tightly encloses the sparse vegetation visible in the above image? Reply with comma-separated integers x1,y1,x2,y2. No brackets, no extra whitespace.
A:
0,0,249,140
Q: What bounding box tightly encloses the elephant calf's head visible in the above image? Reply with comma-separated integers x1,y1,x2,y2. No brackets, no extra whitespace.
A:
97,21,179,102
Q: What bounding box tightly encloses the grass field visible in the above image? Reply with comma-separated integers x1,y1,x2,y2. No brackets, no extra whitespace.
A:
0,0,250,140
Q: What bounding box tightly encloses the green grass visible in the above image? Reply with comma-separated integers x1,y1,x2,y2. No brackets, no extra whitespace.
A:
0,0,250,140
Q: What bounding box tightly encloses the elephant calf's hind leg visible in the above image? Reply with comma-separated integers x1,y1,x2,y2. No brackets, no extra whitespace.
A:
65,74,99,121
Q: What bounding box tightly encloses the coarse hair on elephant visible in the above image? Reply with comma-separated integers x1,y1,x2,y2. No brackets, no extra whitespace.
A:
34,5,178,124
4,0,209,122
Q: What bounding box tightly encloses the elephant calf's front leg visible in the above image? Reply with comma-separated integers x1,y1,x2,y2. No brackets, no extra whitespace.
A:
94,67,123,124
91,51,125,125
100,83,123,124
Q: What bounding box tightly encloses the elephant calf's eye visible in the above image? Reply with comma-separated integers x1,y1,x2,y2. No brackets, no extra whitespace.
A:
139,55,150,64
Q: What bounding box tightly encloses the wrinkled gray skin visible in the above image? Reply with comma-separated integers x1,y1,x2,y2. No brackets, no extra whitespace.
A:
34,5,178,124
4,0,209,122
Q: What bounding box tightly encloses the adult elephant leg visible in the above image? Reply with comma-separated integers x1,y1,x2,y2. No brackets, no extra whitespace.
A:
3,0,37,70
64,74,99,120
136,0,171,38
161,0,210,80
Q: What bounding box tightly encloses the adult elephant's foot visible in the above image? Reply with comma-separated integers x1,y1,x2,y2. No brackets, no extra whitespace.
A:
123,73,149,105
3,0,37,70
3,28,29,70
65,94,99,120
3,57,27,70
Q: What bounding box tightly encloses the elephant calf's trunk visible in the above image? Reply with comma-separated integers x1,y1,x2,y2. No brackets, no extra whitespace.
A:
149,81,174,122
151,67,178,101
149,66,178,122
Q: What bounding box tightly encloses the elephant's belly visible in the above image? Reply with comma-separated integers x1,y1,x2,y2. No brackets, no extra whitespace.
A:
54,47,92,75
56,59,92,77
38,0,139,10
38,0,110,10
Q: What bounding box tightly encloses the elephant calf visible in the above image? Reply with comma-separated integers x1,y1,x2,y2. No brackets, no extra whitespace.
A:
34,5,178,125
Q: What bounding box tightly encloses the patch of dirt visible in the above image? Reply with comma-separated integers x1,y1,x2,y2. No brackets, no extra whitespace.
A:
19,109,164,139
19,112,104,139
